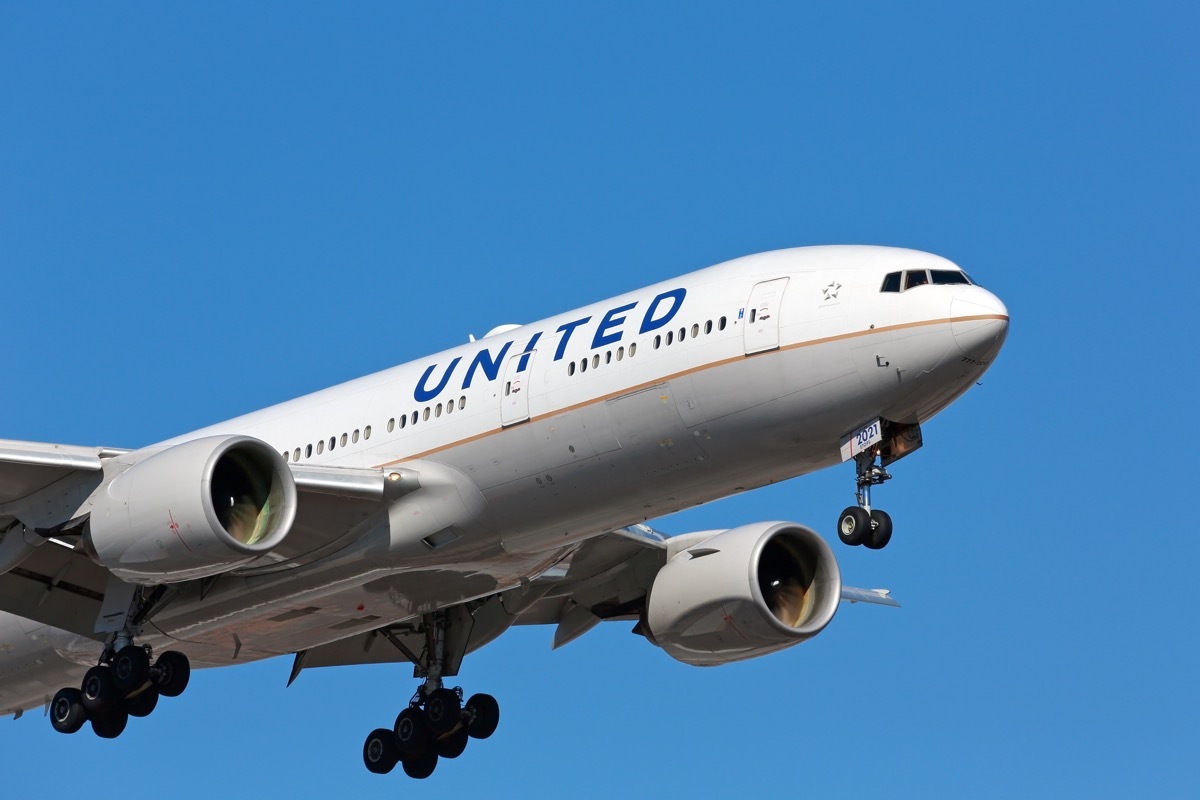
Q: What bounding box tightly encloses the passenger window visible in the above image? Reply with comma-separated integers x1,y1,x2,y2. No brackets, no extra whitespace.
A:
316,440,324,455
691,324,699,338
617,346,624,360
400,416,407,429
305,444,312,458
422,408,430,421
352,429,360,443
704,320,712,334
905,270,930,289
678,327,686,342
340,433,348,447
592,354,599,368
605,351,612,364
387,418,395,433
411,412,419,426
435,404,442,418
654,335,661,349
568,362,576,376
364,425,371,439
881,272,902,292
629,342,637,357
719,316,727,331
282,451,289,463
329,437,336,450
446,399,454,414
294,448,301,462
666,331,674,346
459,397,466,410
749,309,757,323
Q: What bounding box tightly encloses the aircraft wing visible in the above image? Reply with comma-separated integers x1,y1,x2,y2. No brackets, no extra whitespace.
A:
0,438,410,640
0,438,128,505
288,524,899,681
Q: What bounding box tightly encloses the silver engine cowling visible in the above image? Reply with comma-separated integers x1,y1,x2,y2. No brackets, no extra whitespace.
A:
645,522,841,666
85,435,296,583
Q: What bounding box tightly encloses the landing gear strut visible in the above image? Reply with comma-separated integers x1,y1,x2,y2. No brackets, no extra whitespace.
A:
360,611,500,780
838,449,894,550
48,585,191,739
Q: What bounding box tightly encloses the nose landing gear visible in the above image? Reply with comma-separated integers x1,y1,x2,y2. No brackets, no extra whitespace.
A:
838,449,894,550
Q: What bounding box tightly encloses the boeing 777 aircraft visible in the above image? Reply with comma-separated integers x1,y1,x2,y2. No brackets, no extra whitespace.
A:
0,245,1007,779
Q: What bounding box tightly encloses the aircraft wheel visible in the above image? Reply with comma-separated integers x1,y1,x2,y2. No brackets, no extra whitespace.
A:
123,686,159,718
837,507,871,546
112,645,150,695
90,708,129,739
401,751,438,780
153,651,191,697
81,666,117,716
465,693,500,739
424,688,461,736
394,706,431,757
362,728,400,775
864,509,893,550
50,688,88,734
434,728,469,759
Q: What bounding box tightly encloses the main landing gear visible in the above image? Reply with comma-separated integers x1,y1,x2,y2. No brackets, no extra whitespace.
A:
48,583,192,738
360,611,500,780
837,449,894,550
49,646,191,739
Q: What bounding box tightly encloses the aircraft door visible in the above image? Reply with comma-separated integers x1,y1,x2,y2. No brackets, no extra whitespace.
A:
743,277,789,354
500,349,535,427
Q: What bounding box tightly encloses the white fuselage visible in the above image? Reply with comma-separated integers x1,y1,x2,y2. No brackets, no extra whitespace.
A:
0,245,1007,716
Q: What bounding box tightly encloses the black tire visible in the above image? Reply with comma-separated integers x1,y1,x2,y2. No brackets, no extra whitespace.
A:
465,693,500,740
864,509,894,550
424,688,461,736
362,728,400,775
153,651,191,698
81,666,117,716
50,688,88,734
837,506,871,546
434,728,469,759
112,645,151,695
393,706,431,757
401,751,438,780
123,686,159,718
90,708,128,739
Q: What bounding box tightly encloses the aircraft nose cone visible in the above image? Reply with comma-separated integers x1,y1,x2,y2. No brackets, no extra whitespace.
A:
950,288,1009,363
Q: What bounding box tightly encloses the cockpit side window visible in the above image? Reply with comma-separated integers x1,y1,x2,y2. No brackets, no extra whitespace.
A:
880,272,902,292
931,269,971,286
904,270,930,289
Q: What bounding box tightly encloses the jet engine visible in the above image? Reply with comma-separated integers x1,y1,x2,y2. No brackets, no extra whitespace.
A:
85,435,297,583
644,522,841,666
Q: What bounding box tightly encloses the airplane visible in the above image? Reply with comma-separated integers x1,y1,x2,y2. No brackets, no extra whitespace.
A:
0,244,1007,779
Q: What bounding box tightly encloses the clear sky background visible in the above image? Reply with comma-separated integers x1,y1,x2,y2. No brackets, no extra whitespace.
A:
2,2,1196,797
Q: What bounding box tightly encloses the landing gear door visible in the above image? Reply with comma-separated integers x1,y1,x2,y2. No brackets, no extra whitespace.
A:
743,277,789,355
500,350,535,427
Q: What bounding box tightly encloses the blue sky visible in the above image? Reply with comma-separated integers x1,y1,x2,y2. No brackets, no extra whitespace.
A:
2,2,1197,796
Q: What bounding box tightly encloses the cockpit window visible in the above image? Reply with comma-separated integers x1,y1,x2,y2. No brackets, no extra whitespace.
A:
881,268,976,293
904,270,929,289
931,269,971,285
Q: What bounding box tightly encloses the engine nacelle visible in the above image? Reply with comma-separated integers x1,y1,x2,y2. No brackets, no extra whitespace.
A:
86,435,297,583
645,522,841,666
